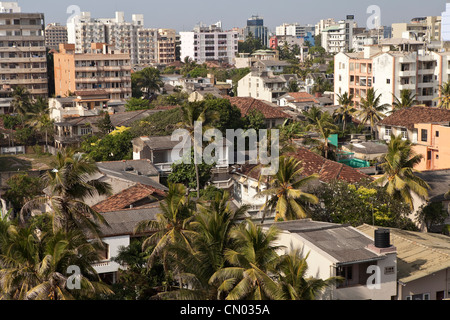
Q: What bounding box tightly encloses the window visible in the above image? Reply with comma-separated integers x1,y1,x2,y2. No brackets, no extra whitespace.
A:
436,131,440,138
401,128,408,139
421,129,428,142
385,126,392,137
384,266,395,275
386,79,391,84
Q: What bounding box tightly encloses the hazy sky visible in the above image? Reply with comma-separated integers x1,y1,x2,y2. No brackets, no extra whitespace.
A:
15,0,447,32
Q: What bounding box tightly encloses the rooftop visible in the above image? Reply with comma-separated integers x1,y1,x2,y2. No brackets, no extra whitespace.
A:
269,220,383,265
357,224,450,283
415,169,450,202
93,183,165,213
99,204,162,237
225,96,291,120
378,106,450,130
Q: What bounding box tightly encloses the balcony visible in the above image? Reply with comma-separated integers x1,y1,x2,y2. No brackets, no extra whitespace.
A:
0,78,47,85
398,70,416,77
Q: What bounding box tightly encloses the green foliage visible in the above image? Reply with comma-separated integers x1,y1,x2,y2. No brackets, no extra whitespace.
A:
242,109,266,131
129,107,183,138
417,202,448,231
168,149,214,190
187,66,209,78
132,67,164,100
204,98,242,132
125,97,152,111
107,238,169,300
310,180,418,230
238,32,266,54
4,173,44,212
97,112,114,135
1,115,20,130
82,130,133,162
151,92,189,107
14,127,36,145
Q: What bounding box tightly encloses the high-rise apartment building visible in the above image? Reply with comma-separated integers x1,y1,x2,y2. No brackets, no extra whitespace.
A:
392,16,441,42
45,23,68,50
53,43,132,102
245,16,269,47
157,29,177,64
180,22,238,65
275,23,315,38
321,16,356,53
315,18,336,36
334,39,450,112
0,1,48,111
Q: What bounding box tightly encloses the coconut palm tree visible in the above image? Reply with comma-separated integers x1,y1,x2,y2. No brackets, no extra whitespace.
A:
209,220,283,300
179,102,218,199
133,67,164,100
0,221,111,300
134,183,196,268
158,192,249,300
285,80,300,93
259,156,319,221
372,134,430,210
356,88,389,139
334,92,356,132
391,89,418,113
10,86,32,122
20,149,112,238
279,120,306,153
274,249,342,300
26,97,54,149
435,80,450,110
304,110,338,159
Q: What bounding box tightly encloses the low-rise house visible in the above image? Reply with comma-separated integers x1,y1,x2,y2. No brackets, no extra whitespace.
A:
232,147,371,219
377,106,450,144
277,92,321,111
93,204,162,283
413,122,450,171
237,69,299,104
357,224,450,300
132,135,230,178
342,141,388,162
225,96,292,128
54,109,158,149
84,159,168,208
270,220,398,300
49,91,117,122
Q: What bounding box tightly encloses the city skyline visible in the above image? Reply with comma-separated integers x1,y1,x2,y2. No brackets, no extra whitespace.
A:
13,0,447,32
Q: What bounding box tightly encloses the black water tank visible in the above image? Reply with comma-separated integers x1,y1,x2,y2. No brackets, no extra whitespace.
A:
374,228,391,248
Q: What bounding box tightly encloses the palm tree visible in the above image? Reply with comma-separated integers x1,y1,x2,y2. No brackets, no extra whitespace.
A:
179,102,218,199
20,149,112,238
274,249,342,300
279,120,306,153
259,156,319,221
10,86,32,122
134,183,196,268
435,80,450,109
334,92,356,132
133,67,164,100
372,134,430,210
181,56,198,76
210,220,283,300
356,88,389,139
391,89,418,113
0,221,112,300
158,192,249,300
304,111,338,159
285,80,300,93
26,97,54,149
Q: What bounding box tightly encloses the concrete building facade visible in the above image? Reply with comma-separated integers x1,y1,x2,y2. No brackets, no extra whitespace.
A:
53,43,132,102
0,2,48,103
45,23,68,50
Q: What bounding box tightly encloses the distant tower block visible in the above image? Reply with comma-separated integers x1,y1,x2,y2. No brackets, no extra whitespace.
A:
442,3,450,42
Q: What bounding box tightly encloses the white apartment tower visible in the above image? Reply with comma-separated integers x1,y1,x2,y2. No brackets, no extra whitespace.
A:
67,11,155,66
321,16,355,53
180,22,238,65
334,40,450,113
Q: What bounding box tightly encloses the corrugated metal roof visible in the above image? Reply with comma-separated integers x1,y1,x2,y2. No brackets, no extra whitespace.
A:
357,224,450,283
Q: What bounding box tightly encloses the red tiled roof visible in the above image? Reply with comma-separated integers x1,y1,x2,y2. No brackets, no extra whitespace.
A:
379,106,450,130
225,96,292,120
284,92,320,104
92,183,166,213
239,147,370,184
